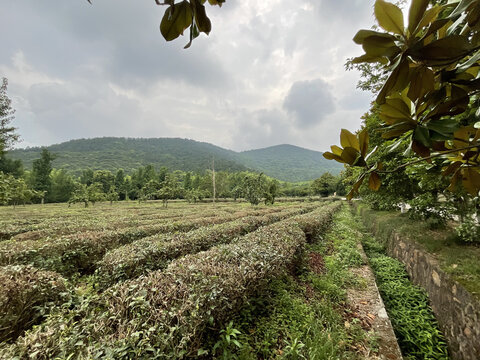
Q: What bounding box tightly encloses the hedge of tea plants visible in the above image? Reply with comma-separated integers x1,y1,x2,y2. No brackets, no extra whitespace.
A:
1,203,339,359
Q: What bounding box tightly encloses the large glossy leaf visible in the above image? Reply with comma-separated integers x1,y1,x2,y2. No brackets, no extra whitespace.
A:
351,54,389,64
341,147,360,165
377,58,409,104
462,167,480,195
358,129,369,158
368,172,381,191
408,66,434,101
408,0,430,35
411,35,474,66
442,161,462,177
382,121,416,139
160,1,193,41
375,0,405,35
416,6,445,33
323,152,345,163
363,37,401,58
353,30,396,44
192,0,211,34
331,145,343,156
414,126,432,147
340,129,360,150
412,139,431,158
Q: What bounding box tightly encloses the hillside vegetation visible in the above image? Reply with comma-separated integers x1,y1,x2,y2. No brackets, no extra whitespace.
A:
8,138,343,182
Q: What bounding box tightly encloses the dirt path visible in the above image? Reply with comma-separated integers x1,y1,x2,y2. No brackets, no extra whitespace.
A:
346,243,403,360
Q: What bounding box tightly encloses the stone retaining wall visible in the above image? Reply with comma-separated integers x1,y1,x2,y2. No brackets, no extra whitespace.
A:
359,207,480,360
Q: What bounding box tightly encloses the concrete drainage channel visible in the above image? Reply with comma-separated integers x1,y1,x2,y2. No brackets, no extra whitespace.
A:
346,243,403,360
356,205,480,360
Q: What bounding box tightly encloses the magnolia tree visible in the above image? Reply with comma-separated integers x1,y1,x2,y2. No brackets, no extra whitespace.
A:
323,0,480,203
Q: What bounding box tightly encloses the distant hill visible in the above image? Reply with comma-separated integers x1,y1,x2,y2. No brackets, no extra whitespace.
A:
8,137,343,182
239,144,343,182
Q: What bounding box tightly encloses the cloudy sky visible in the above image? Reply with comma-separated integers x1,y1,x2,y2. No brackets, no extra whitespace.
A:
1,0,382,152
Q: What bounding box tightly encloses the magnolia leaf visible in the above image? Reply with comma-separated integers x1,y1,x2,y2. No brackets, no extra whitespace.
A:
474,121,480,129
381,98,411,119
362,36,400,58
207,0,225,6
192,0,212,34
368,172,381,191
377,57,408,104
160,1,193,41
331,145,343,156
408,0,430,35
341,147,360,165
408,66,435,101
413,126,432,147
340,129,360,150
411,35,474,66
351,54,389,64
382,121,416,139
416,5,444,32
375,0,405,35
347,175,365,200
358,129,369,158
442,161,462,176
462,167,480,195
412,139,431,159
353,30,396,44
323,152,345,163
450,0,477,19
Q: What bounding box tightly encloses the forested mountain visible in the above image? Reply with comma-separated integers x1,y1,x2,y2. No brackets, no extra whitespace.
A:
240,144,343,182
8,137,343,182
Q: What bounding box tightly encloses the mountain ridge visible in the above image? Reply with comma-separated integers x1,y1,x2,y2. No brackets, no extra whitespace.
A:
8,137,343,182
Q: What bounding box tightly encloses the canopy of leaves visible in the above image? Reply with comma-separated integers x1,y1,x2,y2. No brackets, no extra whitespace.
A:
325,0,480,200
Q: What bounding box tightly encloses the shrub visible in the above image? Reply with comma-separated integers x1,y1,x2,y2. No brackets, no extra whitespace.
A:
95,206,315,288
0,208,287,277
4,204,340,359
455,218,480,244
0,265,70,343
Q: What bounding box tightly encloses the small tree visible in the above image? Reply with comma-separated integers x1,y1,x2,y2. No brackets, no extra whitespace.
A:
311,173,337,197
106,186,119,205
264,179,279,205
242,173,266,206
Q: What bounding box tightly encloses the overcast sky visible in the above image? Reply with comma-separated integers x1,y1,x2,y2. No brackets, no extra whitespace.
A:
1,0,382,152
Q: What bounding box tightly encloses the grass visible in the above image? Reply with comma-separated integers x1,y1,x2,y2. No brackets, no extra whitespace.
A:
356,203,480,299
204,205,378,359
361,234,449,360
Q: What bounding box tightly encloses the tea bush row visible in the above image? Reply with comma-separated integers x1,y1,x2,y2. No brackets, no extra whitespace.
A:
0,265,70,344
3,204,339,359
0,207,287,277
95,206,316,288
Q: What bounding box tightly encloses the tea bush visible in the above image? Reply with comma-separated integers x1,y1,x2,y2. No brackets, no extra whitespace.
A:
0,265,70,343
3,204,339,359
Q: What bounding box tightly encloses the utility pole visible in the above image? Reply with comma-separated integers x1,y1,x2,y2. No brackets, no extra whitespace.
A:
212,156,216,205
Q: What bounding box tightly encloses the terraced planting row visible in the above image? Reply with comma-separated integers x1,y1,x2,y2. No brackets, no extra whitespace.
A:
0,205,304,276
0,202,340,358
0,203,271,241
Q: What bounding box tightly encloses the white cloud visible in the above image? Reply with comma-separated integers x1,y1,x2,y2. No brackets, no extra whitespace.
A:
0,0,377,152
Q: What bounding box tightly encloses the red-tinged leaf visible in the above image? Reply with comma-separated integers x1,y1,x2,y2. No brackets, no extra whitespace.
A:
442,161,462,177
412,139,431,160
368,172,381,191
